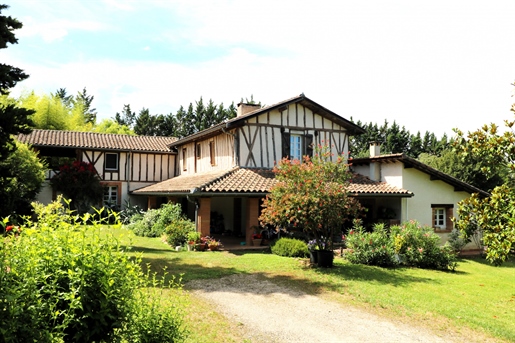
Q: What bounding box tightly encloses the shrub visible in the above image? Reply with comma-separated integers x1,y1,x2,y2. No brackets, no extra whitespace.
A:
391,221,457,270
119,200,144,224
345,224,397,267
270,237,309,258
0,199,187,342
129,202,185,238
165,219,196,247
344,220,457,271
129,209,161,237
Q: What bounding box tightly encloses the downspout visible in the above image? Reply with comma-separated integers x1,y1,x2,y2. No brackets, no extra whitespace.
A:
222,126,239,166
187,188,200,232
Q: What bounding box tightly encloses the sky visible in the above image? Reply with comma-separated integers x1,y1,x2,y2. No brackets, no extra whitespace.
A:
2,0,515,138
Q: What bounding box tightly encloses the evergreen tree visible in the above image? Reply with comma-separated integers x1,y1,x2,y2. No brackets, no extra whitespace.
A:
134,108,153,135
114,104,136,129
73,87,97,124
0,4,39,219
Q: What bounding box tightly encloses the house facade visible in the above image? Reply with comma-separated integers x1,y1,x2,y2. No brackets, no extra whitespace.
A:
350,143,489,249
18,94,487,248
17,130,177,210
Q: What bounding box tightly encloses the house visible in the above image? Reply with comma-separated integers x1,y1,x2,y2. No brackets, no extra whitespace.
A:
350,143,489,249
18,94,487,248
17,129,177,209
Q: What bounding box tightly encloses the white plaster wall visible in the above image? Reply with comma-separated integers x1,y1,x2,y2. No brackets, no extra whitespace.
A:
401,168,469,228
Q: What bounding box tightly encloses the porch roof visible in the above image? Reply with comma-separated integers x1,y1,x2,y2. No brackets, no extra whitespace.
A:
132,167,413,197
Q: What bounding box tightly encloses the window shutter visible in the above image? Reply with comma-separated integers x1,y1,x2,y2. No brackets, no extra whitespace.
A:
305,134,313,157
281,132,290,159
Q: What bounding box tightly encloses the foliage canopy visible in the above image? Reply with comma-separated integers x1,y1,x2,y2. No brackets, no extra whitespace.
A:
259,145,363,250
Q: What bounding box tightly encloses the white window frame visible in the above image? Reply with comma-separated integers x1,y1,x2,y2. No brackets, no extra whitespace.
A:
105,153,119,171
103,185,118,207
434,207,446,229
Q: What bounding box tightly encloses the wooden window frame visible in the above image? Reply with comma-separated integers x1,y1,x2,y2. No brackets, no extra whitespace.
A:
431,204,453,232
209,141,216,166
281,130,314,160
102,182,121,208
196,143,201,159
182,148,187,171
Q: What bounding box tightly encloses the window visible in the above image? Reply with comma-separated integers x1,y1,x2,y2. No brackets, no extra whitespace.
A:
209,141,216,166
290,134,302,161
103,185,119,209
182,148,187,171
431,204,453,231
196,143,201,159
281,131,313,160
105,153,119,171
434,208,445,228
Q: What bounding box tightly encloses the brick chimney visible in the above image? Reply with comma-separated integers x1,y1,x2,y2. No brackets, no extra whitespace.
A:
237,103,261,117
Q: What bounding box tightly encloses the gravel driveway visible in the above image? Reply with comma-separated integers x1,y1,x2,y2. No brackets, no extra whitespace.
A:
187,274,463,343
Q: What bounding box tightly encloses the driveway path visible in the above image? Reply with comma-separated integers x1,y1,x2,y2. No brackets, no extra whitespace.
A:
187,274,462,343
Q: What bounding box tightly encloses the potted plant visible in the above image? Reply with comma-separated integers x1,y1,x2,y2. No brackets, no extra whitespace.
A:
187,231,201,251
252,233,263,246
206,236,222,251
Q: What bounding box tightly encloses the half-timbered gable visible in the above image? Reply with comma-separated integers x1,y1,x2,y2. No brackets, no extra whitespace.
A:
233,101,354,168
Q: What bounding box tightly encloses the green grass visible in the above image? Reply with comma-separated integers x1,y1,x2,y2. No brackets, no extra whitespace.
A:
108,226,515,342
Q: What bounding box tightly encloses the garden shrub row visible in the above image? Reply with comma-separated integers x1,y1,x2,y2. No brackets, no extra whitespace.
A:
0,198,187,342
345,221,457,270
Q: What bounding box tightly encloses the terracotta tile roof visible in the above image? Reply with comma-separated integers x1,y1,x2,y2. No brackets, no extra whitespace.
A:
348,173,413,197
133,169,233,194
205,168,277,193
170,94,365,147
17,129,177,153
350,154,489,197
133,167,412,197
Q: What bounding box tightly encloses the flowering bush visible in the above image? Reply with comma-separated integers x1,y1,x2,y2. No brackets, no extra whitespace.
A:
50,160,103,213
345,224,397,267
260,144,364,251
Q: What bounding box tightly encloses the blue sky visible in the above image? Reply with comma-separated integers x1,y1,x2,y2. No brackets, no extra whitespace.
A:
2,0,515,137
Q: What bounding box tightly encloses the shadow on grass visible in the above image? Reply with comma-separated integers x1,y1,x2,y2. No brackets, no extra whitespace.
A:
459,255,515,268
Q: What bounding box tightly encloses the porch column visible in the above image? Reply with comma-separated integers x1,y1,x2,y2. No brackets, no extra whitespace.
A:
198,197,211,237
245,198,260,246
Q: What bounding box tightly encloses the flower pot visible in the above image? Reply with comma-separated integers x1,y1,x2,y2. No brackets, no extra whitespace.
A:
317,250,334,268
309,251,318,264
197,243,207,251
187,244,195,251
252,239,262,246
208,244,219,251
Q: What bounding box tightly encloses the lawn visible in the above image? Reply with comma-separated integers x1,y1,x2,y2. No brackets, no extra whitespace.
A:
109,227,515,343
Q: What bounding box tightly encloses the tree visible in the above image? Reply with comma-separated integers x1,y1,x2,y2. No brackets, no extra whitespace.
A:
50,160,104,214
453,85,515,265
73,87,97,124
92,118,134,135
0,141,45,219
419,150,504,192
0,4,28,92
114,104,136,129
0,5,37,219
259,145,363,251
